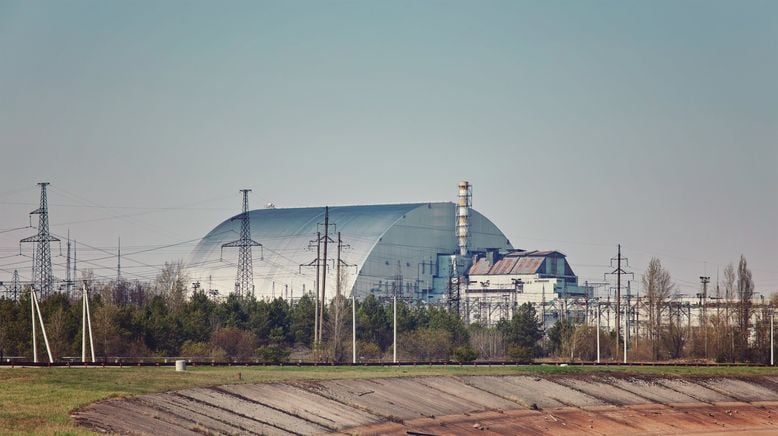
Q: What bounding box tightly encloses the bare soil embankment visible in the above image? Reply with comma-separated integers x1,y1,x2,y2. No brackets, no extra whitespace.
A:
74,373,778,435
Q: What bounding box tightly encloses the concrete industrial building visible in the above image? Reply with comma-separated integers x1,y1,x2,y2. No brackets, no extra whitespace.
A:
465,249,592,326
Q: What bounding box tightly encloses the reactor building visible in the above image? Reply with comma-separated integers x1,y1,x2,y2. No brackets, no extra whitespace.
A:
187,182,591,310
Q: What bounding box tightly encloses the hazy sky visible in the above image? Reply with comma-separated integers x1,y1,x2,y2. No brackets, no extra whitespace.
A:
1,0,776,295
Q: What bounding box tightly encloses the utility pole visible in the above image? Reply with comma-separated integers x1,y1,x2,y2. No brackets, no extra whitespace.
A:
624,286,628,364
393,291,397,364
334,231,356,359
511,278,523,318
221,189,262,297
771,306,774,366
320,207,330,345
20,183,60,298
300,207,335,347
30,286,53,363
314,233,320,345
336,232,344,298
596,299,601,364
541,285,546,331
81,285,95,363
352,294,357,364
314,285,318,349
605,245,633,361
700,276,710,359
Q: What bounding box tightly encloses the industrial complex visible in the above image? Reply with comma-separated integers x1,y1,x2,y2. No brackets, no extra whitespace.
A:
187,182,593,325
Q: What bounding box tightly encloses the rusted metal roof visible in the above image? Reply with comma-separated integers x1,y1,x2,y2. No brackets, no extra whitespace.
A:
469,256,544,275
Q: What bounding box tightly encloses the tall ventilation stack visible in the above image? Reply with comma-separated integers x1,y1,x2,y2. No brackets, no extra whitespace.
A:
456,181,472,256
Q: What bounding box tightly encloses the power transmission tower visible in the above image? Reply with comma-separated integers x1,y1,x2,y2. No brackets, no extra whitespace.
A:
20,183,60,298
8,270,22,301
115,236,126,304
605,244,633,361
11,270,21,300
447,255,461,316
221,189,262,297
65,231,72,296
117,237,121,284
72,240,77,292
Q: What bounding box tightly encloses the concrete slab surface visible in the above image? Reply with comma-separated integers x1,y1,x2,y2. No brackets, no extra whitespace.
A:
73,374,778,435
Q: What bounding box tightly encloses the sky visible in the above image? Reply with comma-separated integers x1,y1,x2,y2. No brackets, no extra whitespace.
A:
0,0,776,296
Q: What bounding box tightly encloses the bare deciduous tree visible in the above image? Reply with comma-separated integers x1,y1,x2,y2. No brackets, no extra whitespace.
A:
722,262,736,361
642,257,674,360
155,261,189,312
735,255,754,360
46,307,69,359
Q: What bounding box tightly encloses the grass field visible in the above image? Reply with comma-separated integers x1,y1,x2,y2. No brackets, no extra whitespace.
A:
2,364,777,435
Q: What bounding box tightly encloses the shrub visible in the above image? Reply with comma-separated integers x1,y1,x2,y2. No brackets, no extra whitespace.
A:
452,345,478,362
179,340,211,358
256,344,291,363
358,342,383,361
399,328,452,361
507,345,534,362
210,327,257,360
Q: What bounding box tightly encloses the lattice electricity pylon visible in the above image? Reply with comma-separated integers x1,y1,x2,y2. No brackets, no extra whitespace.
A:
11,270,21,300
221,189,262,297
20,183,60,298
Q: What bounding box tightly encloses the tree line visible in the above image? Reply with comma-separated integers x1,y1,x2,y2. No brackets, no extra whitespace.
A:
0,256,771,363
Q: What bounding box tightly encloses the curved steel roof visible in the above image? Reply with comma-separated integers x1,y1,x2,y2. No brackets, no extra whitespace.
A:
187,203,432,296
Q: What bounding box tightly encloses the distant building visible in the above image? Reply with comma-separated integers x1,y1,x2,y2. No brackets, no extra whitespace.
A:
464,249,592,326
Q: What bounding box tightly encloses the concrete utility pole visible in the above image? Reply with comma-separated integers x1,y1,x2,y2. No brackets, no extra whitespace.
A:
393,293,398,363
352,294,357,364
82,285,95,362
301,218,334,347
771,306,774,366
320,207,330,345
605,245,633,361
596,299,601,364
541,285,546,331
30,286,53,363
334,232,356,354
616,245,621,357
31,287,36,363
315,234,320,345
623,295,628,364
700,276,710,359
314,285,318,348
